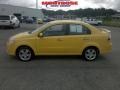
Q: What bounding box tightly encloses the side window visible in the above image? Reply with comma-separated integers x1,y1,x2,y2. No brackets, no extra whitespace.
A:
11,16,15,20
82,25,91,34
69,24,91,35
43,24,67,36
11,16,13,19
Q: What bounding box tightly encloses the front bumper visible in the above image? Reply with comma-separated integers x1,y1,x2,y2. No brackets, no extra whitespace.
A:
6,40,16,56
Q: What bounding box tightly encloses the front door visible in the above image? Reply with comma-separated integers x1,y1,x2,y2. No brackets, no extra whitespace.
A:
37,24,68,55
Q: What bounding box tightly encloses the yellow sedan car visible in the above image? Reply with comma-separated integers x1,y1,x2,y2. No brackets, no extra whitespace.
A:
7,20,112,61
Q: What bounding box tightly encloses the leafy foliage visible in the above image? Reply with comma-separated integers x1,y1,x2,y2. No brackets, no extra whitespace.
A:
42,8,118,17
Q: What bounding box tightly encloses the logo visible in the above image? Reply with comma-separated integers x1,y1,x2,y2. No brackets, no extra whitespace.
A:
41,0,78,8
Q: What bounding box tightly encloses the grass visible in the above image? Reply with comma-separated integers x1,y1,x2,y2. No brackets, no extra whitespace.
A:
103,20,120,27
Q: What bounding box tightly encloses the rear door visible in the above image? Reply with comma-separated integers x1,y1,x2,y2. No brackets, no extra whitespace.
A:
61,24,92,54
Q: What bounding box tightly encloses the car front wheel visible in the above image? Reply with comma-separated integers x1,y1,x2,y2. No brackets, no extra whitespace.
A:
16,47,34,61
83,47,99,61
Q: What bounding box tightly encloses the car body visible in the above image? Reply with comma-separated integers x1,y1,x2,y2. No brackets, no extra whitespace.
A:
25,18,34,24
7,20,112,61
84,19,102,25
43,18,54,22
0,15,20,28
37,19,43,24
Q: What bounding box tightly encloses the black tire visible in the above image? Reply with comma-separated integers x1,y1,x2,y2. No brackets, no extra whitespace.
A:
82,47,99,61
11,25,16,29
17,23,20,28
16,46,34,61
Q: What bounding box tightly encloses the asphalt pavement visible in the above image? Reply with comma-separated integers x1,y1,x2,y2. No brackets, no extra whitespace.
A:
0,23,120,90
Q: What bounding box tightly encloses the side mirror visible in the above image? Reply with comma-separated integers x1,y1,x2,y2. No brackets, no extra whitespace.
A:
38,33,43,37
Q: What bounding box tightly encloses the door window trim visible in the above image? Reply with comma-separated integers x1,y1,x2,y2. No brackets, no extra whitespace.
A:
68,24,91,35
42,24,69,37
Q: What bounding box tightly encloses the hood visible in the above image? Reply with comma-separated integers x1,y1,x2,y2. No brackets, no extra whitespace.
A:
10,31,31,40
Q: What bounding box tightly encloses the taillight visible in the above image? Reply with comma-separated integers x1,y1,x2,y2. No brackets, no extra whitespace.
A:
108,37,111,40
108,33,111,40
100,28,111,41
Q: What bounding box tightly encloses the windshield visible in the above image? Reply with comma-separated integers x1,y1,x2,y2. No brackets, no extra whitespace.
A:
31,22,52,34
0,16,10,20
31,24,45,34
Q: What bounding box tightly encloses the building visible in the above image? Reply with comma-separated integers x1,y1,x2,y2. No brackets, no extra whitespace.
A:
53,15,76,20
0,4,44,22
112,13,120,19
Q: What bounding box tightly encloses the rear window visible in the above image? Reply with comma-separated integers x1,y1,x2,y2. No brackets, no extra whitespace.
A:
0,16,10,20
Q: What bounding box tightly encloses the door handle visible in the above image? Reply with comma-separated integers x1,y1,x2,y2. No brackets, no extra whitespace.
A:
57,38,63,41
83,38,90,40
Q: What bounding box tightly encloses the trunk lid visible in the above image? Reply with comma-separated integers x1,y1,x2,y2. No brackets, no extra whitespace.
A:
99,28,111,40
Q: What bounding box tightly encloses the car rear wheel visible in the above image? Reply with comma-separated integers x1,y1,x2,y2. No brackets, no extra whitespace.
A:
16,46,34,61
82,47,99,61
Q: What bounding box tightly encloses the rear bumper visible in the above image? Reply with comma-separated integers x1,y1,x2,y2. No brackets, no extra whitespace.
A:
100,42,112,54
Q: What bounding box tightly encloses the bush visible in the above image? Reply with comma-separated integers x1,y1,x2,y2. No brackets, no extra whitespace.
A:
103,19,120,27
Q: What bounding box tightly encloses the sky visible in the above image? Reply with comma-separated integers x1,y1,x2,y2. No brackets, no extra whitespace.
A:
0,0,120,11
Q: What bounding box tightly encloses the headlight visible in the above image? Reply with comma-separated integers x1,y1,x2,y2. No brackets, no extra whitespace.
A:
9,37,15,41
8,37,15,45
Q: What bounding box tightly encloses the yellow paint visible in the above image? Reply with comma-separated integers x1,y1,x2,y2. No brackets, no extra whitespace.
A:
7,20,112,56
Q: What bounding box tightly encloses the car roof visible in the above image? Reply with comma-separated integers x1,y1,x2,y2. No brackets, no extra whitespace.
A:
33,20,98,34
48,20,86,25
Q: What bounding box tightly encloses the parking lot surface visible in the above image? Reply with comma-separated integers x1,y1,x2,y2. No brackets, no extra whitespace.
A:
0,24,120,90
